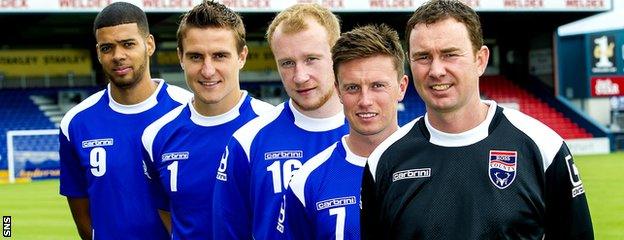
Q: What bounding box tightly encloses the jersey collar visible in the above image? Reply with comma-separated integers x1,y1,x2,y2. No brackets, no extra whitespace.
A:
341,135,367,167
107,79,164,114
425,100,497,147
189,91,248,127
288,99,345,132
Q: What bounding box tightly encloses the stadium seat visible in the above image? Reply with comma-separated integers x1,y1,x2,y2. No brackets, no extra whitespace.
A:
480,76,592,139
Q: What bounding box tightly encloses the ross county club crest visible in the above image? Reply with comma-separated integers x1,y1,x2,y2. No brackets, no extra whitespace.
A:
488,150,517,189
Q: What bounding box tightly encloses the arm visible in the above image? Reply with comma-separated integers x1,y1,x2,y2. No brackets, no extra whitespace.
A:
59,130,91,239
158,210,172,234
212,140,253,240
66,197,92,240
544,144,593,239
282,188,313,240
141,143,172,235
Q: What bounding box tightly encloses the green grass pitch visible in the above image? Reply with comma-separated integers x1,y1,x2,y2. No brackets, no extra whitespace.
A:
0,152,622,239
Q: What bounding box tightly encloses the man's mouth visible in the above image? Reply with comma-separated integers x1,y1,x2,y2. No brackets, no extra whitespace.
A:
431,83,451,91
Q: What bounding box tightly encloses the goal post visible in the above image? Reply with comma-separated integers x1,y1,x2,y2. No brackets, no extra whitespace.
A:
6,129,60,184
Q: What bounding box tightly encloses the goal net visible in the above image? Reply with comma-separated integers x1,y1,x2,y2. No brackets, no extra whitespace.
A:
6,129,60,183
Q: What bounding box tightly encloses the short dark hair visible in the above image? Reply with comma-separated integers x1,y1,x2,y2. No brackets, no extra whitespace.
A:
93,2,149,37
177,0,246,53
406,0,483,53
332,24,405,83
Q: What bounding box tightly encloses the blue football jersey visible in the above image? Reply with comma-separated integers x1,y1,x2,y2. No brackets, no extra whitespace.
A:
59,79,191,240
213,100,349,240
282,136,365,240
141,91,274,239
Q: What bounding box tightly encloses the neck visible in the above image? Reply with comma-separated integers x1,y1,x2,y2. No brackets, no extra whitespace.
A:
427,99,489,133
109,77,156,105
294,92,342,118
193,90,243,117
346,124,399,157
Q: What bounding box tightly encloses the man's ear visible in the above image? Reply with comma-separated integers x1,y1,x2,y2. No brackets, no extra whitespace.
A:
476,45,490,77
238,45,249,70
177,47,184,70
397,74,409,102
95,44,102,63
146,34,156,57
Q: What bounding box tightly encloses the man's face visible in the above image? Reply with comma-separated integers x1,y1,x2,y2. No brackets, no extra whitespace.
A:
96,23,154,89
270,19,336,111
408,18,488,114
337,55,407,137
178,27,246,109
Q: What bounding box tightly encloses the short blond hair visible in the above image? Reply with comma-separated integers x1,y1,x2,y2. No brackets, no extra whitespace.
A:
266,3,340,47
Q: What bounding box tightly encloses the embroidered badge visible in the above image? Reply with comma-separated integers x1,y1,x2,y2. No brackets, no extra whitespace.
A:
488,150,517,189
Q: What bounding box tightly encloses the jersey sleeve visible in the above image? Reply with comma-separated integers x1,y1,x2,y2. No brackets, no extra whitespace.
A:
59,129,88,197
212,138,252,240
543,143,593,239
141,147,169,211
282,187,313,240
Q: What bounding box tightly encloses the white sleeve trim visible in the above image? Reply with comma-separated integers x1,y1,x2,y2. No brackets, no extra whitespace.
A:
250,97,275,115
502,107,563,172
367,118,419,182
165,82,193,104
232,103,285,163
59,90,106,142
289,142,338,207
141,104,186,162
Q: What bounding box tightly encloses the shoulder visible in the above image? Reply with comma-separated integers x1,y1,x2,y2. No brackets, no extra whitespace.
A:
228,103,286,160
163,82,192,104
289,142,339,207
249,97,275,116
60,89,106,141
232,102,285,144
367,118,420,182
501,106,563,169
141,104,187,162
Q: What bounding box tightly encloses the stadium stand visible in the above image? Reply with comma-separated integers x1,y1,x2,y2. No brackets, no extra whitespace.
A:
0,89,55,168
398,86,426,126
0,87,97,170
480,75,592,139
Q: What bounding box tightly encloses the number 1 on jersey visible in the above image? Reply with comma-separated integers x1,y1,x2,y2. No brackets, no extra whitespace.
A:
330,207,346,240
167,161,179,192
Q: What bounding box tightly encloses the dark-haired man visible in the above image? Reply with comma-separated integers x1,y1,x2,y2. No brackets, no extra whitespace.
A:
361,1,593,239
59,2,191,239
141,1,273,239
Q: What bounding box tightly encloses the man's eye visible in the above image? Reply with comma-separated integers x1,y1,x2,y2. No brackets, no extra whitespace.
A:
189,55,202,61
345,85,359,91
305,57,319,63
413,55,429,62
280,61,295,68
